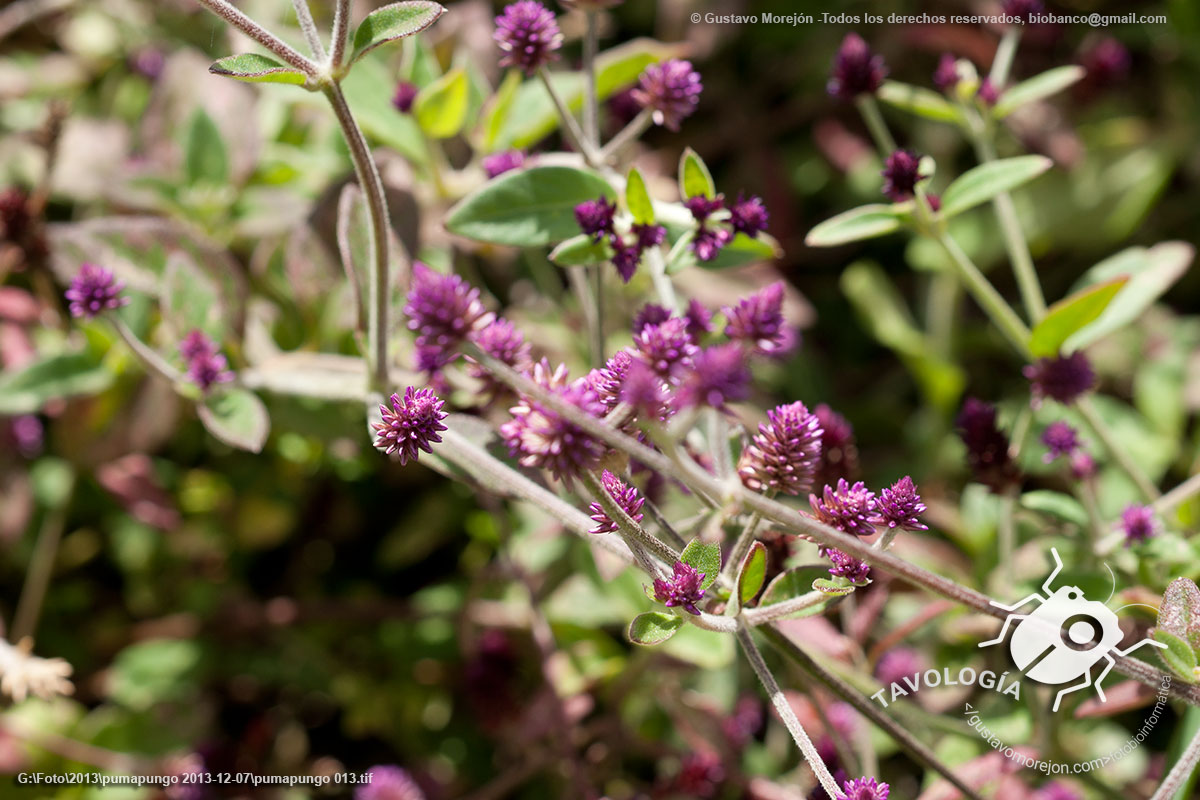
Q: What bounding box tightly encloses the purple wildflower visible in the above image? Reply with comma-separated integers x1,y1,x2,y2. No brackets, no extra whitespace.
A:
1121,505,1157,546
373,386,448,464
588,469,645,534
467,318,532,397
1024,352,1096,405
1002,0,1043,22
574,196,616,241
631,59,702,131
1069,450,1096,481
1079,38,1130,90
692,226,732,262
65,262,127,319
632,303,672,335
874,476,928,531
724,281,788,356
875,647,926,688
813,404,860,488
842,776,890,800
956,397,1019,492
977,78,1001,106
827,34,887,100
809,479,877,537
881,149,927,202
494,1,562,76
685,195,724,223
611,240,641,283
404,262,491,372
1041,421,1080,462
586,349,633,414
739,401,823,496
179,331,233,393
684,298,713,341
632,222,666,251
670,752,725,798
10,415,43,458
729,194,769,237
179,329,213,361
933,53,959,92
653,561,706,615
677,344,750,410
633,317,697,380
482,150,526,178
392,81,419,113
356,765,425,800
827,549,871,583
620,358,672,421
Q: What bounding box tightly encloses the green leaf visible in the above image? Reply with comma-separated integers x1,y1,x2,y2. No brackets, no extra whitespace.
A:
445,165,616,247
1029,277,1128,357
1159,578,1200,654
349,1,445,64
1020,490,1088,527
877,80,964,124
628,612,683,645
940,156,1053,218
108,639,203,711
208,53,308,86
197,388,270,453
549,234,612,267
813,577,857,594
183,109,229,186
737,542,767,605
679,538,721,591
1066,242,1194,351
414,67,469,140
625,167,654,225
993,66,1085,119
805,204,903,247
1154,629,1198,683
480,69,522,152
0,352,112,415
679,147,715,200
759,566,834,619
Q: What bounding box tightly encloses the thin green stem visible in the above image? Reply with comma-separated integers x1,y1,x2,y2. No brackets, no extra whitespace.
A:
11,471,75,642
1077,397,1161,502
973,137,1045,321
936,233,1033,358
600,108,653,163
742,590,827,626
538,67,599,166
582,10,600,149
643,245,679,313
566,266,602,367
111,318,184,384
1150,724,1200,800
926,271,960,358
856,95,897,154
989,29,1021,86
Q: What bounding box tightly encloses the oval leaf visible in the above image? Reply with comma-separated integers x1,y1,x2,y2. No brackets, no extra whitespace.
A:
1029,277,1128,358
1159,578,1200,653
197,387,270,453
549,234,612,267
737,541,767,605
813,577,856,595
349,1,446,64
209,54,308,86
679,147,715,200
940,156,1052,218
625,167,654,225
993,66,1085,119
0,352,112,415
1154,629,1198,683
414,67,469,140
877,80,964,124
628,611,683,645
759,566,834,619
445,165,616,247
680,538,721,591
805,204,902,247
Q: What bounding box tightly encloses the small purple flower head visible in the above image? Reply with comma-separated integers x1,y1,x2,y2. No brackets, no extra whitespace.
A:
10,415,43,458
179,329,214,361
685,195,724,223
814,404,860,488
180,331,233,393
574,196,616,241
585,349,633,414
684,298,713,341
500,360,608,485
611,240,641,283
631,59,702,131
494,1,562,76
405,263,491,372
827,34,887,101
588,469,645,534
1024,352,1096,405
881,149,927,203
1041,421,1080,462
724,281,788,356
129,48,166,81
1079,38,1131,90
632,222,666,251
632,303,672,335
467,317,532,397
827,549,870,583
1121,504,1158,546
691,226,732,262
977,78,1001,106
729,194,769,237
933,53,960,92
842,776,890,800
653,560,706,615
634,317,697,380
1002,0,1043,22
392,81,419,113
874,476,928,531
739,401,823,496
482,149,526,179
65,262,127,319
373,386,448,464
1033,781,1082,800
677,344,750,410
956,397,1019,492
619,358,672,421
356,765,425,800
809,479,877,537
1069,450,1096,481
874,647,926,688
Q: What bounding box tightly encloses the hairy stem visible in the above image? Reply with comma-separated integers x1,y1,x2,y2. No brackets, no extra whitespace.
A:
937,233,1033,358
1150,724,1200,800
973,137,1045,321
330,0,351,68
193,0,320,77
742,590,827,626
600,109,653,163
291,0,325,61
582,10,600,149
580,468,677,572
11,470,74,642
538,67,599,166
1077,397,1161,502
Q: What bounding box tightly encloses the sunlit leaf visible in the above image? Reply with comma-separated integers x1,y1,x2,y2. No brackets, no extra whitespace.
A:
349,1,445,64
878,80,964,123
805,204,903,247
209,54,307,86
678,147,715,200
628,612,683,645
625,167,654,225
940,156,1053,218
197,387,270,453
0,352,112,415
1029,277,1127,357
549,234,612,267
993,66,1085,119
737,541,767,605
679,538,721,591
414,67,469,140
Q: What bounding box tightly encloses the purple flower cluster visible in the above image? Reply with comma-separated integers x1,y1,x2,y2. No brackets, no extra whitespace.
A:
977,78,1002,106
573,196,666,283
355,765,425,800
827,34,887,100
827,549,870,583
404,262,491,372
631,59,702,131
809,479,878,537
619,357,672,420
875,476,928,531
686,195,731,262
372,386,448,465
842,776,890,800
1040,421,1080,462
588,469,645,534
653,561,706,615
179,330,233,393
392,81,419,113
739,401,823,496
1121,504,1158,546
723,281,789,356
467,317,532,398
65,262,127,319
814,404,860,488
676,343,750,410
493,1,562,75
933,54,960,92
482,150,526,179
956,397,1019,492
881,149,928,203
1024,352,1095,405
633,317,697,379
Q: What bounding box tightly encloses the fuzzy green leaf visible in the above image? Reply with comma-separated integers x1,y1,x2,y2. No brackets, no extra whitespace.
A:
737,541,768,605
0,352,112,415
759,567,834,619
1159,578,1200,654
877,80,964,123
939,156,1053,218
197,388,270,453
993,66,1085,119
805,204,903,247
680,538,721,591
349,1,445,64
1155,629,1198,684
549,234,612,267
628,612,684,645
625,167,654,225
813,577,857,594
208,54,307,86
1029,277,1128,357
414,67,469,140
678,147,715,200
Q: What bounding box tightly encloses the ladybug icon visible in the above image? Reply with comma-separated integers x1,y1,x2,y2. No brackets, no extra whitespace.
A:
979,548,1166,711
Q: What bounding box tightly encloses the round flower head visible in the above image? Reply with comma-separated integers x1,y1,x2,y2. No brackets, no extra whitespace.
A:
827,34,887,100
842,776,890,800
933,53,960,92
392,81,419,113
1079,38,1130,91
729,194,769,237
588,469,645,534
1069,450,1096,481
631,59,702,131
574,196,616,241
874,646,926,688
1120,504,1157,546
632,223,666,251
180,331,233,393
467,317,532,398
691,225,732,262
827,549,870,584
482,149,526,179
619,357,673,422
586,348,634,414
356,765,425,800
634,317,697,380
955,397,1019,492
65,262,127,319
1040,421,1080,462
724,281,789,356
632,303,672,335
404,262,491,372
976,78,1001,106
874,476,928,531
677,344,750,410
1024,352,1096,405
684,298,713,341
373,386,448,465
809,479,877,537
610,240,641,283
653,560,706,615
881,149,927,202
494,1,562,76
813,403,860,488
739,401,823,496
